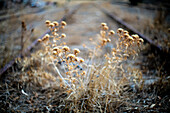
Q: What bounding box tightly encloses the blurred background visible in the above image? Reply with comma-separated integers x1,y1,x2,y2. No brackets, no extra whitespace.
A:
0,0,169,72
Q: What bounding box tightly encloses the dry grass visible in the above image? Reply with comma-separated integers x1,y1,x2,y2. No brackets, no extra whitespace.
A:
0,20,169,112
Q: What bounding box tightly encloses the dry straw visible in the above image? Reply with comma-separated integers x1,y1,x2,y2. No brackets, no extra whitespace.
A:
19,20,144,112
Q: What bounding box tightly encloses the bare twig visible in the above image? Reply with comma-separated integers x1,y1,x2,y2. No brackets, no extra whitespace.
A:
21,21,27,57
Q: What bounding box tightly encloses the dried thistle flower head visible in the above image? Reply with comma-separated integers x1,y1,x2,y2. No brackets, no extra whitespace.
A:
73,48,80,55
49,23,55,28
101,22,107,27
67,54,75,60
103,26,109,30
45,34,50,38
128,36,134,41
53,21,59,26
53,47,60,52
107,38,111,42
102,39,107,44
117,28,124,34
42,34,50,41
138,38,144,43
61,21,67,26
124,33,130,38
61,33,66,38
123,30,129,34
38,39,42,42
45,20,51,25
79,58,84,63
109,30,115,35
53,51,58,55
132,34,139,40
74,57,79,62
81,71,86,75
62,46,70,52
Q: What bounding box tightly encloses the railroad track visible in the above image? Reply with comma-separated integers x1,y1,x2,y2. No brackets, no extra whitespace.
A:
96,4,170,75
94,4,163,52
0,3,168,78
0,6,67,22
0,7,45,22
0,4,81,79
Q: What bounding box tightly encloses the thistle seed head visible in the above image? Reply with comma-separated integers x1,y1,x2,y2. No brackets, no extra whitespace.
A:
124,33,130,38
53,21,59,26
103,26,109,30
53,51,58,55
102,39,107,44
62,46,70,52
61,21,67,26
123,30,129,34
61,33,66,38
132,34,139,40
49,23,55,28
138,38,144,43
128,36,134,41
42,34,50,41
67,54,75,60
117,28,124,34
73,48,80,55
101,22,107,27
38,39,42,42
79,58,84,63
81,71,86,75
45,20,51,25
53,47,60,52
109,30,115,35
74,57,79,62
107,38,111,42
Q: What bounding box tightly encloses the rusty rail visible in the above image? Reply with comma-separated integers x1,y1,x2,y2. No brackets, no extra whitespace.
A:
0,7,45,22
0,4,81,77
96,4,163,52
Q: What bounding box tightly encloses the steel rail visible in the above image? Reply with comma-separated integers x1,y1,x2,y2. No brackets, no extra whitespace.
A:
95,4,163,52
0,7,45,22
